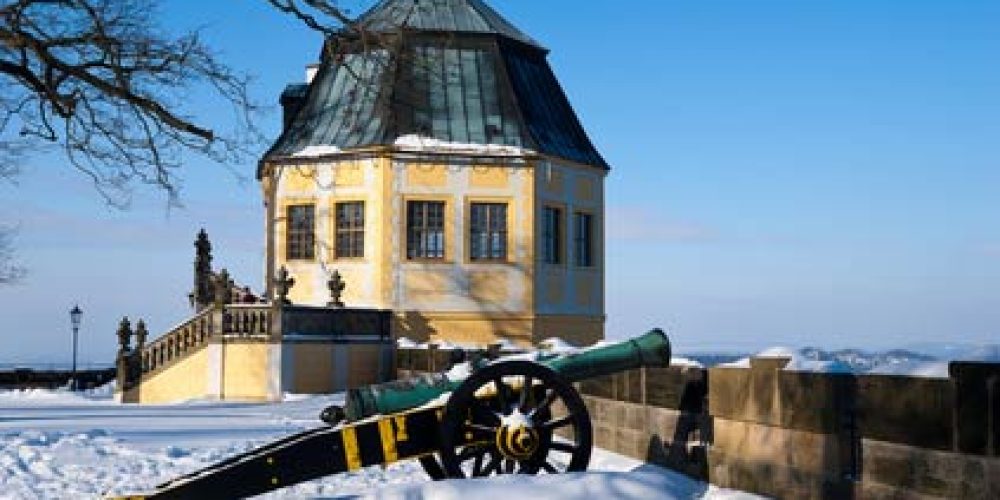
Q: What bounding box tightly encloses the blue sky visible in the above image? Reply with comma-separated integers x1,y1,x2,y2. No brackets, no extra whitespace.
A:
1,0,998,364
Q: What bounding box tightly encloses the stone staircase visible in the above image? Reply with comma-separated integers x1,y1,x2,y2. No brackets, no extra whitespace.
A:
114,299,394,403
112,231,393,404
115,303,278,400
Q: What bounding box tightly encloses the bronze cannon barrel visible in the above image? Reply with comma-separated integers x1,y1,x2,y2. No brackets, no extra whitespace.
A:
344,329,671,421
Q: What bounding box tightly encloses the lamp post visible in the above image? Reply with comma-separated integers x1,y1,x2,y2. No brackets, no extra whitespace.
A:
69,305,82,391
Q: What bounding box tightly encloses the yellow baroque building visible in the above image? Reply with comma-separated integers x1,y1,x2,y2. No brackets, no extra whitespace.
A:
259,0,611,348
115,0,611,404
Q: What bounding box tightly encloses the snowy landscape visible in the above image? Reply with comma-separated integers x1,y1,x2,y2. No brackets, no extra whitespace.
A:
423,335,1000,379
3,340,996,498
0,385,760,500
709,344,1000,377
1,0,997,498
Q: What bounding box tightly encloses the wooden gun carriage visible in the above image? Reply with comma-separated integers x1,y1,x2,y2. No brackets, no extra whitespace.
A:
114,330,671,499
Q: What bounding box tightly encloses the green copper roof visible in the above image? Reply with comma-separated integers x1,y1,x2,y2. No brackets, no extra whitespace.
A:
357,0,542,49
264,0,608,171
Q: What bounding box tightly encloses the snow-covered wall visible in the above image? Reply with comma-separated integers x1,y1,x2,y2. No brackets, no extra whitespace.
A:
396,347,1000,499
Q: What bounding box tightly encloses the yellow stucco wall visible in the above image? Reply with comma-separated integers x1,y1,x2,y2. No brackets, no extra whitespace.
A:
267,154,606,345
136,346,210,404
468,270,510,304
378,156,394,306
406,164,448,187
130,337,392,404
403,270,451,305
221,342,273,401
334,161,365,186
393,312,535,346
138,340,277,404
534,315,605,346
469,166,509,189
391,312,601,347
282,165,319,192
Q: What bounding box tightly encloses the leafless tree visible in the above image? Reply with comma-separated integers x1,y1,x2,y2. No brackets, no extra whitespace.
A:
0,0,263,208
265,0,358,37
265,0,430,74
0,225,24,283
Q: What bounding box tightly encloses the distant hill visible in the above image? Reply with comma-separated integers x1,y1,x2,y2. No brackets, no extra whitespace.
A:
679,344,998,378
797,347,937,373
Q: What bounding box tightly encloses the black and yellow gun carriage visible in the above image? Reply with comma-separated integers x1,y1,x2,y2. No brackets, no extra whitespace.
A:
116,330,671,499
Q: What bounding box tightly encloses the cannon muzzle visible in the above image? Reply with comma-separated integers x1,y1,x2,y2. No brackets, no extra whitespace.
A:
544,328,671,383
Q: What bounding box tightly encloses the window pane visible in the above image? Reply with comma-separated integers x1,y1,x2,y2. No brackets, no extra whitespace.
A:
335,202,364,258
407,201,446,259
543,207,562,265
470,203,507,261
574,212,594,267
286,204,315,260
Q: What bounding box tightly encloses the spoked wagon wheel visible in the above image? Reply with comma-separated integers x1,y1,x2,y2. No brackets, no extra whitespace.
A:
437,360,592,479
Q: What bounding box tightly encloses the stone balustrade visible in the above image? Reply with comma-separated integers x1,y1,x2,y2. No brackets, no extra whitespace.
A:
141,307,216,375
221,304,273,337
115,298,392,404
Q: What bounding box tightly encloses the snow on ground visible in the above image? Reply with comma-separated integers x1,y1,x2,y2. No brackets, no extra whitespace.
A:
0,388,762,500
370,466,755,500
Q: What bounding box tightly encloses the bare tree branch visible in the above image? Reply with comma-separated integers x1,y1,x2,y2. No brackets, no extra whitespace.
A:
263,0,456,139
265,0,353,37
0,0,264,207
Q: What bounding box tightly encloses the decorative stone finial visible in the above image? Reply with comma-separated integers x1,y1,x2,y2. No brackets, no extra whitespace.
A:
193,229,214,310
135,319,148,348
116,317,133,352
213,269,233,306
275,266,295,306
327,270,346,308
195,228,211,253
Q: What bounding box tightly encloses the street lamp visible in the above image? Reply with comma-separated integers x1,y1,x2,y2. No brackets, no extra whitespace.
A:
69,305,82,391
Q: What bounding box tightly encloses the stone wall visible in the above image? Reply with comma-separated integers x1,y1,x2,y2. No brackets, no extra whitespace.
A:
0,368,116,390
575,366,710,479
396,348,1000,499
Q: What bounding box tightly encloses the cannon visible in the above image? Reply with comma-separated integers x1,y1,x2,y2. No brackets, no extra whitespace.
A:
112,329,671,499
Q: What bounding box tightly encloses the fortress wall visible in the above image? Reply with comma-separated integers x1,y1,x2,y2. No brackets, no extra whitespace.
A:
397,348,1000,499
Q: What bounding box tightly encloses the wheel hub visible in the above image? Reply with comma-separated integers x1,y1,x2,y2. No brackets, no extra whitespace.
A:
496,408,540,460
497,424,539,460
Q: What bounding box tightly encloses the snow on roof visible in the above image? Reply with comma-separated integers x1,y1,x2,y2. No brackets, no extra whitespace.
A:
290,145,343,158
394,134,534,156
